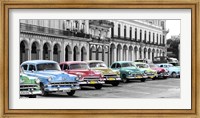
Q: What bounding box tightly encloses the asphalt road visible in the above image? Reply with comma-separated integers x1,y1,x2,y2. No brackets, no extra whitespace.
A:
34,77,180,98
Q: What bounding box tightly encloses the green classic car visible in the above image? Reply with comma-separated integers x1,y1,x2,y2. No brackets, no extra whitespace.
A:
20,68,42,98
87,60,121,86
134,62,158,79
110,61,147,83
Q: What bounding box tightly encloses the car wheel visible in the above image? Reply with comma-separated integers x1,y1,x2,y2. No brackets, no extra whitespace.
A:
67,90,75,96
40,83,48,96
171,72,177,78
94,84,102,90
29,95,36,98
112,82,119,86
141,78,146,82
122,74,128,83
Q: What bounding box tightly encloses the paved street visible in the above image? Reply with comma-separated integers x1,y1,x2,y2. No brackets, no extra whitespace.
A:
32,78,180,98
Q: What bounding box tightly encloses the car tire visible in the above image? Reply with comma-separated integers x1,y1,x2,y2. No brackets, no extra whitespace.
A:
171,72,177,78
141,78,146,82
94,84,102,90
112,82,119,86
29,95,36,98
40,83,48,96
67,90,75,96
122,74,128,83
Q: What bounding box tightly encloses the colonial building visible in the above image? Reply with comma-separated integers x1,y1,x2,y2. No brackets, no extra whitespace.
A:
20,19,168,66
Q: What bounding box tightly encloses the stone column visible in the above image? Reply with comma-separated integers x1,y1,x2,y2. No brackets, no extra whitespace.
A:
50,46,53,60
28,45,31,60
126,49,128,61
113,47,117,62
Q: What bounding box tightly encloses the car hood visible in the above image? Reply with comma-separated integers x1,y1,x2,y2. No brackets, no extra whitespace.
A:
121,67,142,73
20,74,36,84
91,67,116,75
68,69,101,76
151,67,165,72
36,70,77,82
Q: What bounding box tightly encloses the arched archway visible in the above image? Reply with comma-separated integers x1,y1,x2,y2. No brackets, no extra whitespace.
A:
90,45,96,60
123,45,128,60
43,42,51,60
110,43,116,63
134,46,138,60
31,41,40,60
128,46,133,61
20,40,28,64
65,45,72,61
143,47,147,59
97,46,103,60
139,47,142,59
152,49,155,61
81,46,87,61
73,46,79,61
148,48,151,60
53,43,61,62
117,44,122,61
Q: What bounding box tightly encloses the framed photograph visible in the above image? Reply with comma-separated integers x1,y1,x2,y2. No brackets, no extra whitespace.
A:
0,0,199,117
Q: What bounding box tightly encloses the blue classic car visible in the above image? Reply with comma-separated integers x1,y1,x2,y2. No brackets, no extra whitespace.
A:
157,63,180,78
21,60,80,96
110,61,147,83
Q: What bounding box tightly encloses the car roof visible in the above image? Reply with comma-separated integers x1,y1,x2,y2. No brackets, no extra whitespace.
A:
134,62,147,64
86,60,103,63
21,60,57,65
112,61,133,64
60,61,87,64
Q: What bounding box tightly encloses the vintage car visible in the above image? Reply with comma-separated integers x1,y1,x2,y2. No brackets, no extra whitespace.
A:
20,67,42,98
134,62,158,79
157,63,180,78
110,61,147,83
148,63,169,79
60,61,105,89
21,60,80,96
86,60,121,86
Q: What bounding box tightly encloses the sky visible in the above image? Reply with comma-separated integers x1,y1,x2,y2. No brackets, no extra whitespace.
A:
166,20,180,39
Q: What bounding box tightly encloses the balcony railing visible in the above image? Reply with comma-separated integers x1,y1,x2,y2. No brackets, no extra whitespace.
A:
20,23,91,39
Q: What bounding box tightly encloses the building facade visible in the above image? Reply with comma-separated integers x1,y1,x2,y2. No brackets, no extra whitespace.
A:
20,19,168,66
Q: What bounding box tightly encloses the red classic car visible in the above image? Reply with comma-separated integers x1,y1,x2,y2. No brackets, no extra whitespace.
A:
149,63,169,79
60,61,105,89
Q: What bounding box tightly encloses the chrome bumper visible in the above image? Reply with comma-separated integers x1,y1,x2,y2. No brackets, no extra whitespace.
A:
78,80,105,85
104,77,121,81
45,85,80,92
20,90,42,95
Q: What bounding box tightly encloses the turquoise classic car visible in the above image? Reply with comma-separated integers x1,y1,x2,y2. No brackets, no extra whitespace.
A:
110,61,147,83
20,68,42,98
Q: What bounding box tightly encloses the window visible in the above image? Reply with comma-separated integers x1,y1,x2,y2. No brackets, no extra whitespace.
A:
111,63,116,68
116,63,121,68
157,34,158,44
21,64,28,70
140,30,142,41
28,64,36,71
63,64,69,70
160,35,162,44
153,33,155,43
135,28,137,41
144,31,146,42
124,26,126,39
130,27,132,40
111,26,114,38
118,24,121,38
149,32,151,42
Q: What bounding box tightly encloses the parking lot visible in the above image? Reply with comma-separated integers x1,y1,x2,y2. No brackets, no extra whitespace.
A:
32,77,180,98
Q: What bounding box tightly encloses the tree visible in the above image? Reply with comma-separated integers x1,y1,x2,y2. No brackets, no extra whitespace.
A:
167,38,180,60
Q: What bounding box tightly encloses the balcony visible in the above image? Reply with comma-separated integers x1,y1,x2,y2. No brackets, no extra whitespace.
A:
89,20,114,28
20,23,91,39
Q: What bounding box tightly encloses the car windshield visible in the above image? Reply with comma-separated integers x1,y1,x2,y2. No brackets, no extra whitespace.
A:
37,63,61,71
136,64,149,68
70,63,89,70
149,64,159,68
89,62,107,68
121,62,135,67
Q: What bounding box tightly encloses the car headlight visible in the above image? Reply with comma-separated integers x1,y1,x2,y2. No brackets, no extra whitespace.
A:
78,74,82,78
128,71,131,75
75,77,79,81
35,77,40,84
48,77,52,82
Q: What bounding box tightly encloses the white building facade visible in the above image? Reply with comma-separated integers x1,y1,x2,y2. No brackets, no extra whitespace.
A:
20,19,168,66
